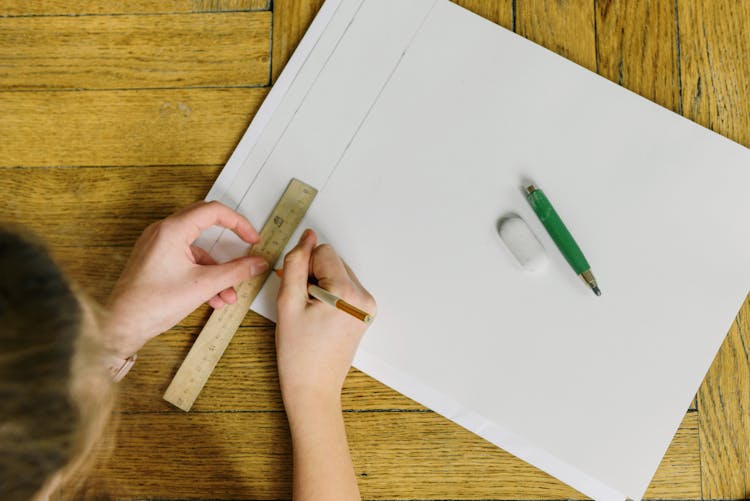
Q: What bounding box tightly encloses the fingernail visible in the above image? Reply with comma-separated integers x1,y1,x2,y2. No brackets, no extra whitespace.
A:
256,260,270,274
300,229,311,243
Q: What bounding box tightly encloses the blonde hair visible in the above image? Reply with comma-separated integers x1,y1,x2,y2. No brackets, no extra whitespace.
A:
0,227,117,501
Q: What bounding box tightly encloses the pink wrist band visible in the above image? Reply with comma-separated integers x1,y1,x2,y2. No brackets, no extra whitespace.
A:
110,353,137,382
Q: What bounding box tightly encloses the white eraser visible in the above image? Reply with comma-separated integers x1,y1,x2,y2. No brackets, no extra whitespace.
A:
498,216,547,272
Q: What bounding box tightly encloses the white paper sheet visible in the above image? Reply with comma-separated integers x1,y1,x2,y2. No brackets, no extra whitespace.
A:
197,1,750,499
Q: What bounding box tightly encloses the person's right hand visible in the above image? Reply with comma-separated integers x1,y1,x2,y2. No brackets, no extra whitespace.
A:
275,229,376,416
276,231,372,499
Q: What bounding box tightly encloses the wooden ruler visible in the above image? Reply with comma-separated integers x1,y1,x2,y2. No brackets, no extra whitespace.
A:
164,179,317,411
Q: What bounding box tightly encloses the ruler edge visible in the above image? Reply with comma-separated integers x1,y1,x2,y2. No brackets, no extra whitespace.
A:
162,278,260,411
163,178,318,411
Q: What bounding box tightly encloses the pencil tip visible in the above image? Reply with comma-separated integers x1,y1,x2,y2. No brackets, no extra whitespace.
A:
593,286,601,296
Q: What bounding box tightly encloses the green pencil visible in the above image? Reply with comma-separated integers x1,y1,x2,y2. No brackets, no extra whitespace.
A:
526,184,601,296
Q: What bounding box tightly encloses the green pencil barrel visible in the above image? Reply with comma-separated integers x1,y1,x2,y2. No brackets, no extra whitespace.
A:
527,188,590,274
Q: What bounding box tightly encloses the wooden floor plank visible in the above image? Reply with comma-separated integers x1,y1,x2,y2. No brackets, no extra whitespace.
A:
0,0,269,16
452,0,514,31
51,246,133,302
0,88,267,167
0,161,423,412
676,1,750,499
96,410,698,500
678,0,750,148
0,12,270,90
270,0,519,83
268,0,509,83
698,299,750,500
594,0,699,413
119,325,425,412
50,247,232,325
595,0,680,112
0,165,221,247
646,412,701,499
0,0,743,499
270,0,325,82
516,0,597,72
191,0,269,12
268,0,510,83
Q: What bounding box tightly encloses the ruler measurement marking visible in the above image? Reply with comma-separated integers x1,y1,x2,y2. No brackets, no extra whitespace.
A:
163,179,317,411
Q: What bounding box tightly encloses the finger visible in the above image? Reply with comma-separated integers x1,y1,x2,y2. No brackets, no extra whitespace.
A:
196,255,269,298
193,245,242,303
170,201,260,245
218,287,237,305
194,245,244,304
342,260,366,291
342,260,376,314
310,244,351,294
278,229,317,305
190,245,217,265
208,295,226,309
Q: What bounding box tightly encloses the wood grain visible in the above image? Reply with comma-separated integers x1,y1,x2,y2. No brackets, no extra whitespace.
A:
452,0,514,31
0,166,221,247
678,0,750,148
270,0,325,82
54,236,699,404
516,0,597,71
698,298,750,500
120,325,424,412
594,0,695,415
1,0,747,499
270,0,518,84
0,162,421,412
48,246,230,324
677,1,750,498
95,410,698,500
0,12,271,90
0,0,269,16
51,246,134,302
270,0,519,83
0,88,267,167
595,0,680,112
646,412,701,499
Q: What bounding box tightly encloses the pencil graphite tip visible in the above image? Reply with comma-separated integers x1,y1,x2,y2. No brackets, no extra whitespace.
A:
593,286,601,297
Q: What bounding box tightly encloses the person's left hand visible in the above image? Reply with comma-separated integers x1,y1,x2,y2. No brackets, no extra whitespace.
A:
103,201,269,359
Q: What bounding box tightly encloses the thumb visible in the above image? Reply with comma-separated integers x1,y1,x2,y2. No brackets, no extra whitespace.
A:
197,255,269,297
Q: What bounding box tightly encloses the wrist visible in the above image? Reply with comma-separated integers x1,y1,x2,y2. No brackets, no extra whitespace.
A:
103,352,138,382
98,309,142,381
100,307,144,360
282,387,342,426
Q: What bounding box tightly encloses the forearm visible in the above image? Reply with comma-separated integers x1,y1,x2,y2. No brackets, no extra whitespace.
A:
286,394,361,501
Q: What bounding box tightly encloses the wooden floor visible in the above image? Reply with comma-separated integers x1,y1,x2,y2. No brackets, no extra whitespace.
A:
2,0,749,499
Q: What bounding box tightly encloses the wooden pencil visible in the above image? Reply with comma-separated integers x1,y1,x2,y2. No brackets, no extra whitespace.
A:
274,269,374,324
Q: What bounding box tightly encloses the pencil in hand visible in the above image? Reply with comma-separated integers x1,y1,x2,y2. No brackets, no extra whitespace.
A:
275,269,374,324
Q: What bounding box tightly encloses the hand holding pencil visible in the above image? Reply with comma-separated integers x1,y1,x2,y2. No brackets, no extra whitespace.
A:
275,229,373,501
275,228,376,408
275,269,374,324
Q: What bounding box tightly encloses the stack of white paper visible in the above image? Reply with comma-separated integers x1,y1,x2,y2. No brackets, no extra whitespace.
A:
196,1,750,499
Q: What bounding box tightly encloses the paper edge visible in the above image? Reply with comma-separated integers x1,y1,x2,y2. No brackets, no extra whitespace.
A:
354,348,628,501
204,0,344,204
196,1,692,498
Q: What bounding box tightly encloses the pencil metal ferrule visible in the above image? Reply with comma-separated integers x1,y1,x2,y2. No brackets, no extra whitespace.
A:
580,269,601,296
